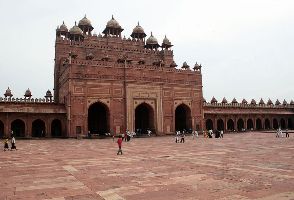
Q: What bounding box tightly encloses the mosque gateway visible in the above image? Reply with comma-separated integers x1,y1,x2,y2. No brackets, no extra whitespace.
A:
0,15,293,138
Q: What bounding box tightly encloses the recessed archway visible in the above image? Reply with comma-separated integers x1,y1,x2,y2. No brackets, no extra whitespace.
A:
288,118,293,129
0,120,4,138
175,104,192,132
227,119,234,131
237,119,244,131
273,118,279,129
32,119,46,137
247,119,253,130
88,102,110,135
280,118,286,129
51,119,62,137
206,119,213,131
11,119,25,137
264,118,271,129
217,119,224,131
135,103,155,134
256,118,262,130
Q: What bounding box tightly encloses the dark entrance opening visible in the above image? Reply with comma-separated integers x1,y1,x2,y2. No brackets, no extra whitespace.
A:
206,119,213,131
273,118,279,129
247,119,253,130
175,104,192,132
237,119,244,131
51,119,62,137
88,102,110,135
265,119,270,129
256,118,262,130
0,120,4,138
32,119,46,137
11,119,25,137
280,118,286,129
135,103,155,134
217,119,224,131
227,119,234,131
288,118,293,129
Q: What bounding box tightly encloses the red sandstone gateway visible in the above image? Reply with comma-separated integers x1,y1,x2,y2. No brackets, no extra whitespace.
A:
0,15,293,138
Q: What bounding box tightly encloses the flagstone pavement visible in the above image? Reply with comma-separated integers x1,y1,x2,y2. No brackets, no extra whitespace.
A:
0,132,293,200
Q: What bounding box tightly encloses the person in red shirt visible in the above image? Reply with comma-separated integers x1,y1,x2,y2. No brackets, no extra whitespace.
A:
117,135,123,155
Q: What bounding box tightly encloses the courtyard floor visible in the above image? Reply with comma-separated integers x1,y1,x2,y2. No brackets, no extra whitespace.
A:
0,132,294,200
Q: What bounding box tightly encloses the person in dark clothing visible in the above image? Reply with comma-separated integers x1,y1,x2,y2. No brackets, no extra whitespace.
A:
117,135,123,155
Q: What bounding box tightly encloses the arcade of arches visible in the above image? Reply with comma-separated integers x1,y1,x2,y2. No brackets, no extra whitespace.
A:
205,116,294,131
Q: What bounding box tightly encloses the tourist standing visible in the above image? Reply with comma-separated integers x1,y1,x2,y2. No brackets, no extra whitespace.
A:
3,138,9,151
180,132,185,143
220,130,224,138
285,129,289,138
11,136,17,150
117,135,123,155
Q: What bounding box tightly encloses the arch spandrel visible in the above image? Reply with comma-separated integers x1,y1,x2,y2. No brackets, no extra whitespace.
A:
134,100,155,110
87,99,110,109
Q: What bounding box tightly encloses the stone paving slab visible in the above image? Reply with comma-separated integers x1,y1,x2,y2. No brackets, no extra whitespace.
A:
0,132,293,200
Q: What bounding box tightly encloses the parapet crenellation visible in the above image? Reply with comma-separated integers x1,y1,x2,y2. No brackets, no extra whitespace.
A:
0,97,54,103
203,102,294,109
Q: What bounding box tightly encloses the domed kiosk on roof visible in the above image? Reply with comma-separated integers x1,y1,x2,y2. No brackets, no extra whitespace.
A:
232,98,238,104
211,97,217,104
251,99,256,105
275,99,281,105
131,22,146,40
161,35,173,49
69,22,84,41
103,15,123,36
221,97,228,104
241,99,248,104
78,15,94,35
259,98,265,105
56,21,68,38
4,87,13,98
181,62,190,70
267,99,273,105
24,88,32,98
145,32,160,49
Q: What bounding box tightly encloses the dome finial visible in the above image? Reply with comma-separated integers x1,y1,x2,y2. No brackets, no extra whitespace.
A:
75,21,77,26
84,14,86,18
112,14,114,19
151,31,153,36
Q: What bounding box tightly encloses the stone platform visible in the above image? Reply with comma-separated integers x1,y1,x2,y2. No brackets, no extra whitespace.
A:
0,132,293,200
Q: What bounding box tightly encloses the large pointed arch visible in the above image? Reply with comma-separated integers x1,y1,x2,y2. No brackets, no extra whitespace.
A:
256,118,262,130
247,119,253,130
11,119,25,137
237,119,244,131
264,118,271,129
280,118,286,129
32,119,46,137
227,119,234,131
206,119,213,131
175,104,192,132
217,119,224,131
88,102,110,135
273,118,279,129
135,102,155,135
51,119,62,137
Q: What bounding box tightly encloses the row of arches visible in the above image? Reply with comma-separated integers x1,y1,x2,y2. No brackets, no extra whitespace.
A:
206,117,293,131
88,102,192,135
0,119,62,138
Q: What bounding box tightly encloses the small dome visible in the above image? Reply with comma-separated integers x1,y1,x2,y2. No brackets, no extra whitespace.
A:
24,88,32,98
106,15,121,29
59,21,68,32
241,98,248,104
283,99,288,105
211,96,218,104
131,22,147,39
193,62,201,71
181,61,190,69
45,90,52,97
267,99,273,105
232,98,238,104
170,60,177,68
78,15,92,26
4,87,13,97
133,22,145,34
146,32,159,45
221,97,228,104
259,98,265,105
162,35,173,49
250,99,256,105
69,22,83,35
275,99,281,105
290,100,294,105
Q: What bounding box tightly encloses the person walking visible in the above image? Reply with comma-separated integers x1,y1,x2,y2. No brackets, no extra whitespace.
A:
180,132,185,143
117,135,123,155
11,136,17,150
220,130,224,138
285,129,289,138
3,138,9,151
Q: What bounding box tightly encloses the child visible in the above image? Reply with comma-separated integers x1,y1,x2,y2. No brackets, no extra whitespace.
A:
117,135,123,155
11,137,17,150
3,138,9,151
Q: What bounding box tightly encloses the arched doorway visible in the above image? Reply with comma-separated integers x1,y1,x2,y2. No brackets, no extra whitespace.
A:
88,102,110,135
206,119,213,131
227,119,234,131
175,104,191,132
273,118,279,129
280,118,286,129
256,118,262,130
237,119,244,131
288,118,293,129
32,119,46,137
0,120,4,138
247,119,253,130
51,119,62,137
217,119,224,131
264,119,270,129
135,103,155,134
11,119,25,137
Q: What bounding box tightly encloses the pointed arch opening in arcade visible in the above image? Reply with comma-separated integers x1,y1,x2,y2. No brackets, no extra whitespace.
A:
0,120,4,138
32,119,46,137
273,118,279,129
280,118,286,129
88,102,110,135
256,118,262,130
135,103,155,135
247,119,253,130
175,104,192,132
265,118,271,129
11,119,25,137
227,119,234,131
237,119,244,131
51,119,62,137
288,118,293,129
217,119,224,131
205,119,213,130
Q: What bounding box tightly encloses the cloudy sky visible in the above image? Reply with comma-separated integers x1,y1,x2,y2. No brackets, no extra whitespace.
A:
0,0,293,103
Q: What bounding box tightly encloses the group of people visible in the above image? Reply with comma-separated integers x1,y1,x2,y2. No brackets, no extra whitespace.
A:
205,129,224,138
3,131,17,151
175,130,186,143
276,128,289,138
